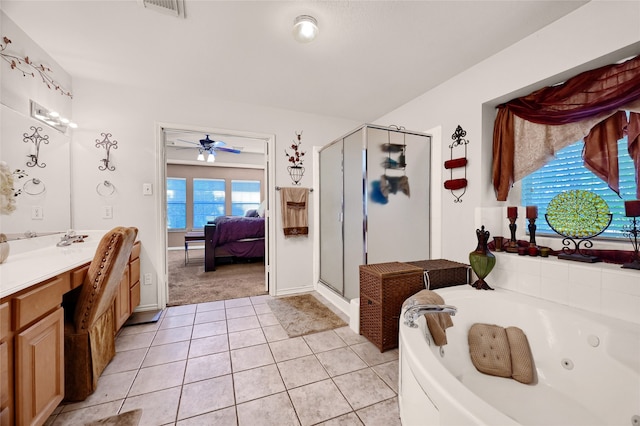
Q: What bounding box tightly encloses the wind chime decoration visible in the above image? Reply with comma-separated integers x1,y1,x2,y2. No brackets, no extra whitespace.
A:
24,126,49,168
444,125,469,203
285,131,306,185
96,132,118,171
379,125,410,200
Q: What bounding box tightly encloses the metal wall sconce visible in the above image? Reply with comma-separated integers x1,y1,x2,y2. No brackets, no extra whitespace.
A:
95,132,118,171
23,126,49,168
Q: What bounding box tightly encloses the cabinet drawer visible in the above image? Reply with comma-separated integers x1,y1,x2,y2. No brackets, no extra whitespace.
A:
130,241,141,261
12,274,69,330
0,303,9,340
70,264,90,290
129,257,140,287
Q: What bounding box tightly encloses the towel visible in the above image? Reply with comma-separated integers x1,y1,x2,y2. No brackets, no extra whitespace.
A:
411,289,454,346
280,187,309,237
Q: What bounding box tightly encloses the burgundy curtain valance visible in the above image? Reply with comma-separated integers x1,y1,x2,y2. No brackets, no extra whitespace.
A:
492,55,640,201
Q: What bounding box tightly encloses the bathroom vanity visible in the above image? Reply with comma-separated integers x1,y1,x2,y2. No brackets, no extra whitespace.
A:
0,232,140,426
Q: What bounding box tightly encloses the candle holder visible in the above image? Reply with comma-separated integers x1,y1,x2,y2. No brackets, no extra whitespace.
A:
622,216,640,270
528,218,537,246
506,217,518,253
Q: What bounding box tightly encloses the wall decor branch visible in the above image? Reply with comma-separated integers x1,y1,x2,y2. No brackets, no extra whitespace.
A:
23,126,49,168
1,36,72,98
95,133,118,171
443,125,469,203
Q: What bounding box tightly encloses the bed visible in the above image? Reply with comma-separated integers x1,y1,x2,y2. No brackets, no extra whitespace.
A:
204,215,265,271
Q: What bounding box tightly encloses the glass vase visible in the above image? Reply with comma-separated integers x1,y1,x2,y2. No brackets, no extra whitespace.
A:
468,225,495,290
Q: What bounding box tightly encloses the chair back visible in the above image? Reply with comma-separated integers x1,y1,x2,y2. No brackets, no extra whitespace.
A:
73,226,138,331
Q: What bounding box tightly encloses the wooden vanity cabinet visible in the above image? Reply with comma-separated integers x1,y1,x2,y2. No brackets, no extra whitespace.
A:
114,241,141,330
1,240,141,426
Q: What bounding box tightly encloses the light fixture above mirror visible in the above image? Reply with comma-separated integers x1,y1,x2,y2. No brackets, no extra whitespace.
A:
30,100,76,133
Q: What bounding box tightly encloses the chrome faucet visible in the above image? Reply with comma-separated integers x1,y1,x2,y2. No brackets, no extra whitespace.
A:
56,230,85,247
402,301,457,328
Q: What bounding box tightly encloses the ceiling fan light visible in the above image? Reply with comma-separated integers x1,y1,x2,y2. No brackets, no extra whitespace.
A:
197,151,205,161
293,15,318,43
207,152,216,163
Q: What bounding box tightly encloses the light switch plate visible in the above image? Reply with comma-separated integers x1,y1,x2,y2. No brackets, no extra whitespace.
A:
103,205,113,219
143,183,153,195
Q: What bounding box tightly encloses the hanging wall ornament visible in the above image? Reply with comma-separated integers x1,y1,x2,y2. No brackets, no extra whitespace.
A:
444,125,469,203
285,131,306,185
24,126,49,168
96,132,118,171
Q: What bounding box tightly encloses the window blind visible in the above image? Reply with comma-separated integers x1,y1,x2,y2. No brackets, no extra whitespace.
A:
522,133,637,239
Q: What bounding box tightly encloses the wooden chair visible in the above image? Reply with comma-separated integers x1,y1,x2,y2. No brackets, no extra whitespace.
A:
63,226,138,401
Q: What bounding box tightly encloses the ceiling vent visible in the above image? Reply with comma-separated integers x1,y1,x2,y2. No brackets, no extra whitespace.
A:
139,0,185,18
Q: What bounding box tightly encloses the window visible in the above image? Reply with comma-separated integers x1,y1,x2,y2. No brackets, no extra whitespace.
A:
193,179,225,228
167,178,187,230
521,125,637,239
231,180,261,216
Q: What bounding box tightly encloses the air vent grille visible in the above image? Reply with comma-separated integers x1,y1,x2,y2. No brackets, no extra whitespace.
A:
140,0,185,18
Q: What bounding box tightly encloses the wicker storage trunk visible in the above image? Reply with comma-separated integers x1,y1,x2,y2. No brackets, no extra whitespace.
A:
406,259,471,290
359,262,424,352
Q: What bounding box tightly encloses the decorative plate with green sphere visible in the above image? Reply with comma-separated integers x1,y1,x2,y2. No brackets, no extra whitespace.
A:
545,190,612,239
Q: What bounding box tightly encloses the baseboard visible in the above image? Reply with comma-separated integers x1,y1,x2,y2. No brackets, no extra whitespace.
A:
274,285,315,297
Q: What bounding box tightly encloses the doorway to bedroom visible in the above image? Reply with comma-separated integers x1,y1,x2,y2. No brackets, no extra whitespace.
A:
160,125,273,307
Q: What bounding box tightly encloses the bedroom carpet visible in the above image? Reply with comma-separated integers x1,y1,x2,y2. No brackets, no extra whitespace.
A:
167,249,266,306
267,293,348,338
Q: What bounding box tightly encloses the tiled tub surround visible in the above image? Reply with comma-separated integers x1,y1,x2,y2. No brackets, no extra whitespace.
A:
46,295,402,426
399,286,640,425
490,252,640,325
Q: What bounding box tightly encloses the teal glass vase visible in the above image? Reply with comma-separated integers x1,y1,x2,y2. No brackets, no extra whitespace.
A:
469,225,496,290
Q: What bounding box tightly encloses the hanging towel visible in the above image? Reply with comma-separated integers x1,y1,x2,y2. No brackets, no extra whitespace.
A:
280,187,309,237
411,289,454,346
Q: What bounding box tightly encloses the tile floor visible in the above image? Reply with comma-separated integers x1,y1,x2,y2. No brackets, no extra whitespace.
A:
47,294,402,426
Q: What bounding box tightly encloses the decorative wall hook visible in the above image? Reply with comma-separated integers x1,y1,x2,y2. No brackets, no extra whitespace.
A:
285,131,306,185
444,125,469,203
23,126,49,168
95,132,118,171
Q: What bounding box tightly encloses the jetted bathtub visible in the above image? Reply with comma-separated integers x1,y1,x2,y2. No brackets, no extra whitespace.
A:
398,286,640,426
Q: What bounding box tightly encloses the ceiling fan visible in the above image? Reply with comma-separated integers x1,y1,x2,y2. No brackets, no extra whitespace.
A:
175,135,242,163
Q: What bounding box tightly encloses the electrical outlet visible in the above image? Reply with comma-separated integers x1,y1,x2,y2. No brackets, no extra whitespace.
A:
142,183,153,195
103,205,113,219
143,273,152,285
31,206,43,220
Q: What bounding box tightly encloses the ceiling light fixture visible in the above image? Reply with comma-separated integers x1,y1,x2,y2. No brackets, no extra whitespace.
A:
197,150,205,161
206,151,216,163
292,15,318,43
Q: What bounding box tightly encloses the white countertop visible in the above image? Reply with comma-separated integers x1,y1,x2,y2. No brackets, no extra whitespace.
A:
0,230,107,299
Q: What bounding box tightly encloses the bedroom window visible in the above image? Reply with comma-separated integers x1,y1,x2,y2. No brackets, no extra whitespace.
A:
231,180,261,216
193,178,225,228
521,128,637,239
166,178,187,230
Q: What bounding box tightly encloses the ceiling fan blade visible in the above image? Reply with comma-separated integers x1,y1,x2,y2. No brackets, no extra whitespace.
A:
175,139,199,146
215,147,242,154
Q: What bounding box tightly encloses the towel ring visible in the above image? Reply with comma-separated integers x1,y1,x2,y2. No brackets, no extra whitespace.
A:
22,178,46,196
96,180,116,197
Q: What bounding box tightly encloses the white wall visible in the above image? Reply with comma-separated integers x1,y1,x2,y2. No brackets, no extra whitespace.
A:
69,78,359,309
374,1,640,263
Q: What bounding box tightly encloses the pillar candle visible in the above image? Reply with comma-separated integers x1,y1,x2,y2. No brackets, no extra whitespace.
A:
625,200,640,217
507,206,518,219
526,205,538,219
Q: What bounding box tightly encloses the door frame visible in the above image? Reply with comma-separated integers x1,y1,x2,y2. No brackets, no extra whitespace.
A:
155,122,276,308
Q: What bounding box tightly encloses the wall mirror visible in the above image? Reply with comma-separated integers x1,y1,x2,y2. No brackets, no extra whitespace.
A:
0,104,72,240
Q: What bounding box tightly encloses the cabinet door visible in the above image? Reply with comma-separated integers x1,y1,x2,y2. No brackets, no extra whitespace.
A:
0,339,12,426
15,307,64,426
114,268,131,331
